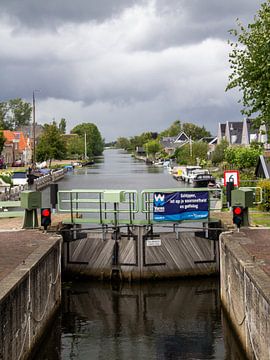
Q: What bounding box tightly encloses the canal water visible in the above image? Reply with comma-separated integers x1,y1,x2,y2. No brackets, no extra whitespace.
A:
37,149,246,359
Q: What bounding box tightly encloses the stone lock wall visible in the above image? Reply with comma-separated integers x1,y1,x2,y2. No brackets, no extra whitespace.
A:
0,237,61,360
220,232,270,360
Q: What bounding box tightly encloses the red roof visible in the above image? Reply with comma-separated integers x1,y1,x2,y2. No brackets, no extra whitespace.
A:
2,130,29,152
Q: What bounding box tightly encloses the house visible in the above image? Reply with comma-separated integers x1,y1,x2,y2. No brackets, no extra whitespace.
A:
1,130,31,165
217,118,269,149
160,131,190,155
135,146,146,156
198,136,218,159
255,155,270,179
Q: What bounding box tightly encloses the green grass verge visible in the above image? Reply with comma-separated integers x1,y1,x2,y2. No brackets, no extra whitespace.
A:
250,212,270,227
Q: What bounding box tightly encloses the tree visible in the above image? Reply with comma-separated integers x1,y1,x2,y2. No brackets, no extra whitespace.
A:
224,146,263,169
211,139,229,165
227,1,270,129
182,123,211,140
144,140,161,159
159,120,211,140
65,134,84,159
59,118,67,134
36,122,67,166
116,137,131,150
174,142,208,165
0,98,32,130
159,120,182,137
0,131,6,154
71,123,104,157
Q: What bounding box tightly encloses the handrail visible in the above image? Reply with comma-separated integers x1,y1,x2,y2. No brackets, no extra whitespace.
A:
58,189,139,225
57,188,223,226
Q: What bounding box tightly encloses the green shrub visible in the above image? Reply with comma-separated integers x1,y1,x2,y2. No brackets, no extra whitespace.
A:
257,179,270,211
0,172,12,185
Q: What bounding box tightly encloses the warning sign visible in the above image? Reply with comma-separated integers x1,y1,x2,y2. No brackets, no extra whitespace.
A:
224,170,240,187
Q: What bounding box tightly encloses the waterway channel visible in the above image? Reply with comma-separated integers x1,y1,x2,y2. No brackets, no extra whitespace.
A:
36,149,246,359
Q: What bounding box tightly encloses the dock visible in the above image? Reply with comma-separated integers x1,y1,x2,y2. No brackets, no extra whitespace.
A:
0,229,62,360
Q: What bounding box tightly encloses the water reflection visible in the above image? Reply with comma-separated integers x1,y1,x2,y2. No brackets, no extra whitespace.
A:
34,279,246,360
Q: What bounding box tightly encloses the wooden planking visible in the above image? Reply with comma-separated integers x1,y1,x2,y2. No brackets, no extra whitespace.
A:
64,229,218,279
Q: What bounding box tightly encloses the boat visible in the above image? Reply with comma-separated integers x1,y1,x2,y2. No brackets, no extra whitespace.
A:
193,174,216,188
81,160,95,167
186,169,210,184
181,166,202,182
11,171,28,186
153,160,164,166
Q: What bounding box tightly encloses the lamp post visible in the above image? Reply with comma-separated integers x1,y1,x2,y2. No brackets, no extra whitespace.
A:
32,90,39,166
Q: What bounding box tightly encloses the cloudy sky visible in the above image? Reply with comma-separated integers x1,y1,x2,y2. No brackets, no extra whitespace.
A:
0,0,264,141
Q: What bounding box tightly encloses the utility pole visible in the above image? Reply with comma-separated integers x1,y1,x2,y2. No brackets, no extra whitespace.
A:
32,91,36,166
84,132,87,160
32,90,40,166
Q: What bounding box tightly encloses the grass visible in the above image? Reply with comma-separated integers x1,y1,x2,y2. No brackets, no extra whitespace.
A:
249,211,270,227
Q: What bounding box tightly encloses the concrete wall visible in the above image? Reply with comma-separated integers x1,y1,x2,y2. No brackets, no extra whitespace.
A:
220,232,270,360
0,236,62,360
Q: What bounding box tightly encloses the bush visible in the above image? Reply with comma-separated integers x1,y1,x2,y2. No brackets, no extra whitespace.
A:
257,179,270,211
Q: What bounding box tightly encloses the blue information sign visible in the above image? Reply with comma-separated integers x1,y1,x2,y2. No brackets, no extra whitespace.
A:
153,191,209,221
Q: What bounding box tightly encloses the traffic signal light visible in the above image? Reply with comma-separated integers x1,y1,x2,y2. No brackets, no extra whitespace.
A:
41,208,51,230
232,206,244,228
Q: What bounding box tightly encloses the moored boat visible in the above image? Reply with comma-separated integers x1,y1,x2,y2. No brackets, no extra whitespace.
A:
81,160,95,167
193,174,216,188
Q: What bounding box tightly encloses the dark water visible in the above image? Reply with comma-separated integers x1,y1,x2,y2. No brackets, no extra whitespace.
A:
37,149,246,359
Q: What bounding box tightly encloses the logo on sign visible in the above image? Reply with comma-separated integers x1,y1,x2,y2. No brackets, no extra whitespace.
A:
154,193,165,206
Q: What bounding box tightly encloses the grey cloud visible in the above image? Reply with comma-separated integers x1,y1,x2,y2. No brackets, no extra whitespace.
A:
0,0,144,29
0,0,266,141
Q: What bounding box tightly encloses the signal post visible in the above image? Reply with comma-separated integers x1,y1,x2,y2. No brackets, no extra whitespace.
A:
231,189,253,229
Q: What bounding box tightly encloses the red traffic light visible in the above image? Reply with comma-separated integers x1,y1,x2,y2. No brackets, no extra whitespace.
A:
41,209,51,217
233,207,243,216
41,208,51,230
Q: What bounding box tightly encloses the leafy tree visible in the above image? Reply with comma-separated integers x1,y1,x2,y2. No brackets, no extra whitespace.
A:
224,146,237,167
144,140,161,159
159,120,211,140
211,139,229,165
0,98,32,130
71,123,104,157
36,122,67,166
182,123,211,140
0,102,8,129
116,137,131,150
227,1,270,129
65,135,84,159
159,120,182,137
175,142,208,165
0,131,6,154
224,146,263,169
59,118,67,134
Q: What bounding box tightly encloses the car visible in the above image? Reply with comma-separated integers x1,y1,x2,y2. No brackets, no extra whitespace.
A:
12,159,25,167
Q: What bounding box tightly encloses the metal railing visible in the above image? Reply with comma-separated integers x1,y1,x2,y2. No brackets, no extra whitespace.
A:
58,188,223,226
58,189,139,225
